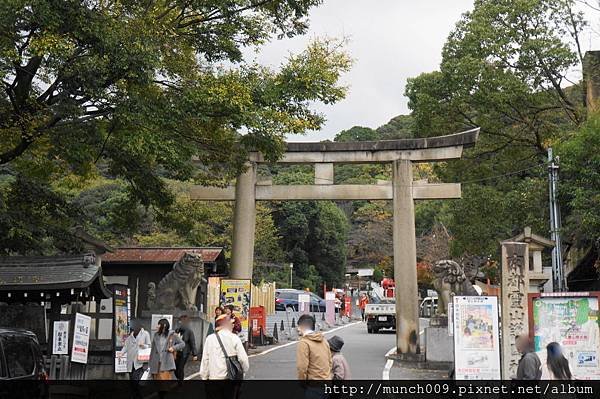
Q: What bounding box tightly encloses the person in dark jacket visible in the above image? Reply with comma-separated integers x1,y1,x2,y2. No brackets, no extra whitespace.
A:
514,333,541,380
174,315,198,381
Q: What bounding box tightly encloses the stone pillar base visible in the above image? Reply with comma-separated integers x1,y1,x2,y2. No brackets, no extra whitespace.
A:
425,325,454,363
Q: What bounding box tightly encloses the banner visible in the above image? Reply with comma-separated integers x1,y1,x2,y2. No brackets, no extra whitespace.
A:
71,313,91,364
113,285,130,373
529,292,600,379
52,321,69,355
325,292,335,325
220,279,251,341
453,296,501,380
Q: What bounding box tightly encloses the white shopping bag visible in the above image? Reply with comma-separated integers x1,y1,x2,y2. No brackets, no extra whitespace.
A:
141,368,151,380
137,347,151,362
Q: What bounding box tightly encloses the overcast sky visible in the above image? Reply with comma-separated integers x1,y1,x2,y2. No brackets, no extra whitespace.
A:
248,0,600,142
248,0,475,142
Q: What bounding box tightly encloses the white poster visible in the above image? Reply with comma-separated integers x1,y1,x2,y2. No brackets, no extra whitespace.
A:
453,296,501,380
150,314,173,338
298,294,311,313
71,313,91,364
115,352,128,373
52,321,69,355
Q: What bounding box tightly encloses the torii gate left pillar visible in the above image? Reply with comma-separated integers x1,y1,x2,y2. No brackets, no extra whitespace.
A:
191,128,479,356
230,162,257,279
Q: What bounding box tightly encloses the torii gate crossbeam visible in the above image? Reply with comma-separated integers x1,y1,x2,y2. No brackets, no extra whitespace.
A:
190,128,479,357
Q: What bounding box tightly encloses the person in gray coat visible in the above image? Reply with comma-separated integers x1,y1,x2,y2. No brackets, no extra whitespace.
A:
149,318,185,380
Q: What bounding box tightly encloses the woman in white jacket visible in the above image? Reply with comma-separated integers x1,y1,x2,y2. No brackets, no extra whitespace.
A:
200,314,249,398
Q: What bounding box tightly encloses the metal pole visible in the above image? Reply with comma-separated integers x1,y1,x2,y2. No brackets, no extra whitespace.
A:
289,263,293,288
547,148,566,291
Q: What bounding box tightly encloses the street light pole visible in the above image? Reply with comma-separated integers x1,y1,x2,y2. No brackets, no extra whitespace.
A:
289,263,293,288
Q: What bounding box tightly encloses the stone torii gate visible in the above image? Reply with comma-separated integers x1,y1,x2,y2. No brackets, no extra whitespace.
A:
190,128,479,355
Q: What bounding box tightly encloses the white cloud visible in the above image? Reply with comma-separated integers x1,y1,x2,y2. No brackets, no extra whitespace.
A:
246,0,475,142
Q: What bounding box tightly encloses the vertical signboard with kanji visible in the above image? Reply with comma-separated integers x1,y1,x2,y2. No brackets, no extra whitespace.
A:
52,321,69,355
113,285,130,373
220,279,251,341
71,313,91,364
453,296,501,380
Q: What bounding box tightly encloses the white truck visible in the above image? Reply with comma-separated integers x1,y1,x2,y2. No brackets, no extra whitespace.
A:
365,300,395,333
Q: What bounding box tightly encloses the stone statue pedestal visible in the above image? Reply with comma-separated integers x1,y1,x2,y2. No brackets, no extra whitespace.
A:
425,315,454,364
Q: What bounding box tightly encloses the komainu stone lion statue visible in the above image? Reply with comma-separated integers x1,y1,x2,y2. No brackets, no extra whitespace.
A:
432,259,479,316
150,252,204,311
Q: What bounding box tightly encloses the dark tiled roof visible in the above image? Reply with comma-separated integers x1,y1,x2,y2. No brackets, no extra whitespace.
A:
0,253,111,299
102,247,223,263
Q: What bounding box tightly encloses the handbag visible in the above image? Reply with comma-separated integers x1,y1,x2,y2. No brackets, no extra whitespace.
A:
215,331,244,380
168,335,178,361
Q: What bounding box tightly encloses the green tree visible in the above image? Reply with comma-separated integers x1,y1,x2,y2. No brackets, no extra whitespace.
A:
0,0,351,254
558,114,600,246
404,0,587,258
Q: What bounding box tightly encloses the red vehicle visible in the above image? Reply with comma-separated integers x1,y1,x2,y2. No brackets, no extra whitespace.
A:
381,278,395,298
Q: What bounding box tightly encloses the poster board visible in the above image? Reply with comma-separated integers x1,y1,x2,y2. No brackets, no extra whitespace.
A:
220,279,251,341
298,293,311,314
71,313,91,364
52,321,69,355
453,296,501,380
528,292,600,380
113,285,130,373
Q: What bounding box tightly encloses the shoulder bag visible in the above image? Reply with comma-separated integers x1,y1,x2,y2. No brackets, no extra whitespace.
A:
215,332,244,380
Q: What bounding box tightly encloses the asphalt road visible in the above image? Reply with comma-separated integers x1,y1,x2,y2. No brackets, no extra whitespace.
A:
245,321,396,380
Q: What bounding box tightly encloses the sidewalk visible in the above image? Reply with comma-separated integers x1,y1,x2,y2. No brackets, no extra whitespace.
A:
389,364,450,379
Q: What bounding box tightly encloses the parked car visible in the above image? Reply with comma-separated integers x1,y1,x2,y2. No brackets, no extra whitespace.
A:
0,328,46,380
275,289,326,312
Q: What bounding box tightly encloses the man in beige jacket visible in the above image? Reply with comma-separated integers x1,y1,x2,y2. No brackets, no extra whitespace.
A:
296,314,332,380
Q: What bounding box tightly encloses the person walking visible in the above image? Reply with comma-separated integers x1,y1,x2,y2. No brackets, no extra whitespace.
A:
359,294,369,322
514,333,542,380
120,320,151,381
328,335,351,380
174,315,198,381
296,314,332,380
541,342,573,380
149,318,185,380
200,314,249,399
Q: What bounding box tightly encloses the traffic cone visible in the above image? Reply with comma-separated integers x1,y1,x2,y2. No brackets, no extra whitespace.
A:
280,320,285,331
291,317,296,328
322,312,325,321
273,323,279,342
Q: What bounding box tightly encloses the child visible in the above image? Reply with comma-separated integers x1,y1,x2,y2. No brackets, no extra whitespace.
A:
328,335,351,380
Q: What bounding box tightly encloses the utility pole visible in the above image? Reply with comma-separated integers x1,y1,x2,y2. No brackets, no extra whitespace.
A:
548,148,566,291
289,263,293,288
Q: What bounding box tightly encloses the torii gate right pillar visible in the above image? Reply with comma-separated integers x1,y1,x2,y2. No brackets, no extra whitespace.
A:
393,159,420,355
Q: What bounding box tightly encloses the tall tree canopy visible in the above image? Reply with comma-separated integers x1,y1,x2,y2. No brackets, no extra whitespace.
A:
405,0,587,257
0,0,351,254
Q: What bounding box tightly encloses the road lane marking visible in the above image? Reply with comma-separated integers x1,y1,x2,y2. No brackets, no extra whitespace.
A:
382,346,396,380
249,321,361,358
383,328,425,380
185,321,361,380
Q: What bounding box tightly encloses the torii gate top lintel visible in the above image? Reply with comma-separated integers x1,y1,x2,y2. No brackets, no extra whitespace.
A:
248,128,479,163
